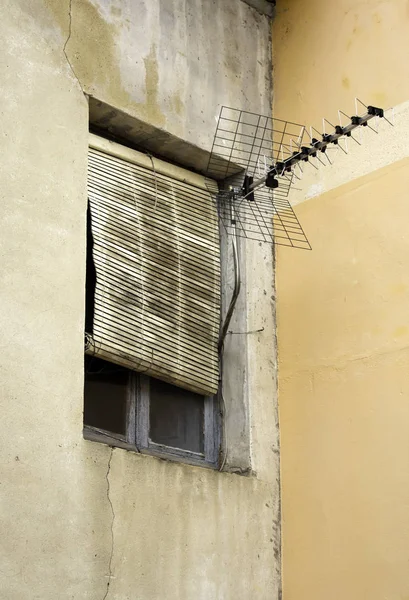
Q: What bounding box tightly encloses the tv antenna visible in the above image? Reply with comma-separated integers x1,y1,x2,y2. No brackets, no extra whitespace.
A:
207,99,393,249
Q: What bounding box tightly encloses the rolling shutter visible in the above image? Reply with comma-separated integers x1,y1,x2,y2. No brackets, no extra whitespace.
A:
86,134,220,396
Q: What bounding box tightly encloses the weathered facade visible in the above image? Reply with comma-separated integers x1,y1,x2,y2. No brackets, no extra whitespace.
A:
0,1,280,599
274,2,409,600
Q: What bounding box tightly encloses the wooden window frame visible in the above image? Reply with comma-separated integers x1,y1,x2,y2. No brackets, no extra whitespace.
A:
84,372,221,469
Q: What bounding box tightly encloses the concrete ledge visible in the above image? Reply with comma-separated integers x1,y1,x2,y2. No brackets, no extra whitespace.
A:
241,0,275,17
89,97,238,179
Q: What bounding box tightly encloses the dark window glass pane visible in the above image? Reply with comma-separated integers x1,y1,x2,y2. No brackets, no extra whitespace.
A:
149,379,205,453
84,356,128,436
85,203,96,335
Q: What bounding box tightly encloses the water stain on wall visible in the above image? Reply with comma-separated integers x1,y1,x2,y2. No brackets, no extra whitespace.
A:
47,0,166,129
142,43,166,127
342,76,350,90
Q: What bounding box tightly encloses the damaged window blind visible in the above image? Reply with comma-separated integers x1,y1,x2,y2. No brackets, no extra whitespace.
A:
86,134,220,396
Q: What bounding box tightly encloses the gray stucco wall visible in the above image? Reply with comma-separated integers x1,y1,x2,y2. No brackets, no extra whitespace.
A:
0,1,280,598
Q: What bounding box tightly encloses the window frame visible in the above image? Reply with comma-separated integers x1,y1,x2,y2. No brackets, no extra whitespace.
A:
83,371,221,469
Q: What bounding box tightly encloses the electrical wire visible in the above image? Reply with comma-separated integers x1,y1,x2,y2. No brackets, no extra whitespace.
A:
147,152,159,210
218,220,241,470
218,389,228,472
218,222,241,353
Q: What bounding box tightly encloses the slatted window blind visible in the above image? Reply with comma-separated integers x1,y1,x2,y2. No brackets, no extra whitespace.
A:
86,134,220,396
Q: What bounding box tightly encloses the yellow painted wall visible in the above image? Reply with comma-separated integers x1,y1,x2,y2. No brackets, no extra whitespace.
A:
273,2,409,600
273,0,409,127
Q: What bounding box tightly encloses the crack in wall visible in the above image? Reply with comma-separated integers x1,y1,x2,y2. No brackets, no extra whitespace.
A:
63,0,86,96
102,448,115,600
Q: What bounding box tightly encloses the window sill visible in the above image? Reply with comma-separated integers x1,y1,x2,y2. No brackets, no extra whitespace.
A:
83,427,220,470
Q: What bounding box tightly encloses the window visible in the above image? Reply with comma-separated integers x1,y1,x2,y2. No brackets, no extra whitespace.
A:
83,134,221,468
84,356,220,467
